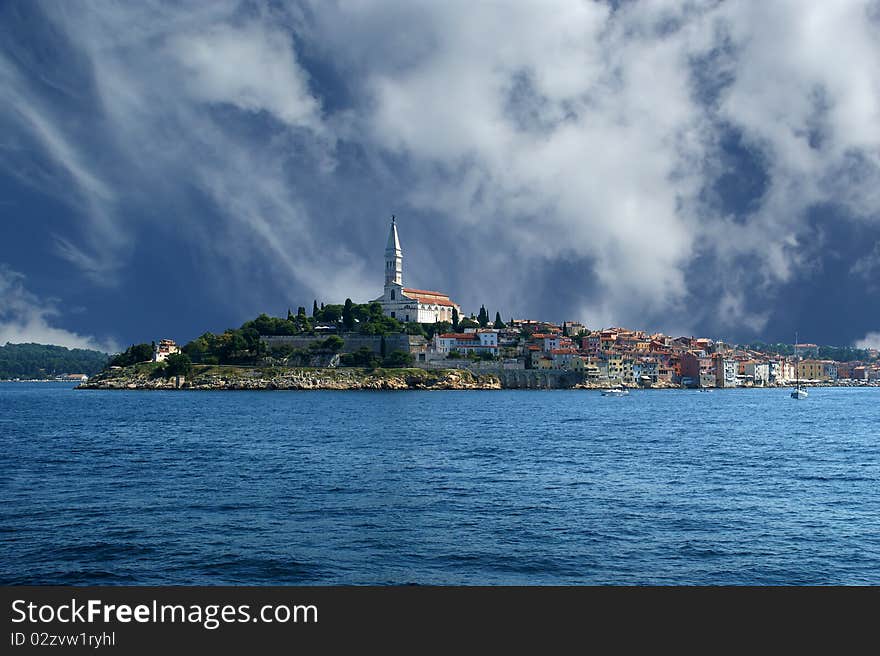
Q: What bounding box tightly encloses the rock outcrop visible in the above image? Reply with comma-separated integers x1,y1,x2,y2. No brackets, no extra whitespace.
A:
78,365,502,391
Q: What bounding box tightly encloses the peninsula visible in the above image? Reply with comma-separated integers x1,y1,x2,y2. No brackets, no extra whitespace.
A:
80,219,880,391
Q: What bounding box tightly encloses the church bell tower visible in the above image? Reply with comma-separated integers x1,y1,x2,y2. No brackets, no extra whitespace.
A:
385,215,403,288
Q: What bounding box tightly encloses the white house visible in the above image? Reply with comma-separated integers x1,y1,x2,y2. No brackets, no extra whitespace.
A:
433,330,499,356
153,339,180,362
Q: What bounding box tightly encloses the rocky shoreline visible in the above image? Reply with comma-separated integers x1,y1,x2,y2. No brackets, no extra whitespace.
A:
76,362,880,391
77,364,502,391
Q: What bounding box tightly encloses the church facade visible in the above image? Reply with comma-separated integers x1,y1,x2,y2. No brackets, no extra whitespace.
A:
373,217,461,324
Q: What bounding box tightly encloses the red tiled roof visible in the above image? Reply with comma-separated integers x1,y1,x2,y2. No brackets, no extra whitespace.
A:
403,288,449,297
403,289,457,306
439,333,476,340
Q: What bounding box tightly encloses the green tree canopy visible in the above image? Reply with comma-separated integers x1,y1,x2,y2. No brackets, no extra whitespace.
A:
164,352,193,378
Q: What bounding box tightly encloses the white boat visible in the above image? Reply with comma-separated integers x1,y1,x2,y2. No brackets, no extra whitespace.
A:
790,333,809,400
601,386,629,397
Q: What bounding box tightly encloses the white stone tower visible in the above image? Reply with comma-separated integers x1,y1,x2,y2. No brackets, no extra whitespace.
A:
385,215,403,288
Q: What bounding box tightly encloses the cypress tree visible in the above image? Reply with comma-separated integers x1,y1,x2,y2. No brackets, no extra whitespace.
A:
452,307,460,331
313,300,319,317
287,308,294,321
478,305,489,328
342,298,355,331
494,312,505,329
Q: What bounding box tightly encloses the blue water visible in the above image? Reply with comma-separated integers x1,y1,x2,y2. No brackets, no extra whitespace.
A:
1,383,878,585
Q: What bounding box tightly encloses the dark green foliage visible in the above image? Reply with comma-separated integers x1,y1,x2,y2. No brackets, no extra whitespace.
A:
357,304,401,335
383,350,414,368
163,352,193,378
459,317,479,330
342,298,355,331
308,335,344,353
108,343,154,368
452,307,460,331
243,314,296,336
0,342,109,378
424,321,452,340
315,304,343,323
404,322,426,336
478,305,489,328
339,347,381,368
494,312,505,329
312,300,319,317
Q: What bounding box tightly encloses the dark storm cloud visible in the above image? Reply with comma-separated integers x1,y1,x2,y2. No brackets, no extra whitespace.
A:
0,0,879,349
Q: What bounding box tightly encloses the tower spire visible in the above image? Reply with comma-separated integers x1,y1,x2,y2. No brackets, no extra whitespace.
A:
385,215,403,287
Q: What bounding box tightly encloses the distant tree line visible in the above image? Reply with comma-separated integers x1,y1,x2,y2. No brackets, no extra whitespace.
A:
0,342,109,379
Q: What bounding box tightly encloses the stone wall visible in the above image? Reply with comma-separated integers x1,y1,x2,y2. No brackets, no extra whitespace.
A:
261,332,416,354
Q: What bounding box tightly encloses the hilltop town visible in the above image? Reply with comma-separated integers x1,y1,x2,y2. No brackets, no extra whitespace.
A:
85,219,880,390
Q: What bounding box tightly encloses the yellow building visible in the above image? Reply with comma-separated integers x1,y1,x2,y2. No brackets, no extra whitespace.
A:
797,359,827,381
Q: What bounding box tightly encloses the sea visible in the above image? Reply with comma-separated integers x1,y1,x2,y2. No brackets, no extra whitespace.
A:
1,382,878,585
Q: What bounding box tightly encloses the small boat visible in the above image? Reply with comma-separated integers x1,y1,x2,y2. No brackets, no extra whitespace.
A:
790,333,809,400
601,386,629,397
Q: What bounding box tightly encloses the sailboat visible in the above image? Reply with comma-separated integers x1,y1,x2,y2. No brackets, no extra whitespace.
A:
790,334,809,400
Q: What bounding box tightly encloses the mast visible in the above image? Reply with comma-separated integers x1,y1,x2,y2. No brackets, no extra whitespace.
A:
794,332,799,389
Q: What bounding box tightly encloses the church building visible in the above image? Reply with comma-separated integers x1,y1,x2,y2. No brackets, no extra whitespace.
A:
373,217,461,324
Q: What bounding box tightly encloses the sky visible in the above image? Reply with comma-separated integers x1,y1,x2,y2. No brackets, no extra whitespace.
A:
1,0,879,353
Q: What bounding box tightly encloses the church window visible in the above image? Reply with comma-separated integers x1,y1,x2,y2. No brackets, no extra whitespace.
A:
391,311,395,318
391,289,395,299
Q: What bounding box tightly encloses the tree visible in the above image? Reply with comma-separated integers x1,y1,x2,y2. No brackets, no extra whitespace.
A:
478,305,489,328
313,300,319,317
494,312,505,329
323,335,344,352
108,343,154,367
297,306,307,319
452,307,460,331
404,322,426,336
164,352,193,378
342,298,355,331
425,321,451,340
339,347,381,368
287,308,294,321
383,350,414,368
459,317,479,330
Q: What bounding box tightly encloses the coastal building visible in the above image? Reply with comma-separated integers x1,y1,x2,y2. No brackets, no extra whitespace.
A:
714,356,738,388
373,217,461,324
798,359,836,381
433,330,499,356
153,339,180,362
681,351,715,387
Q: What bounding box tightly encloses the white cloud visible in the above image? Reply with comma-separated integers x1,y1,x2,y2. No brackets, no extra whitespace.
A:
3,0,880,337
854,331,880,350
0,268,118,352
167,20,324,131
